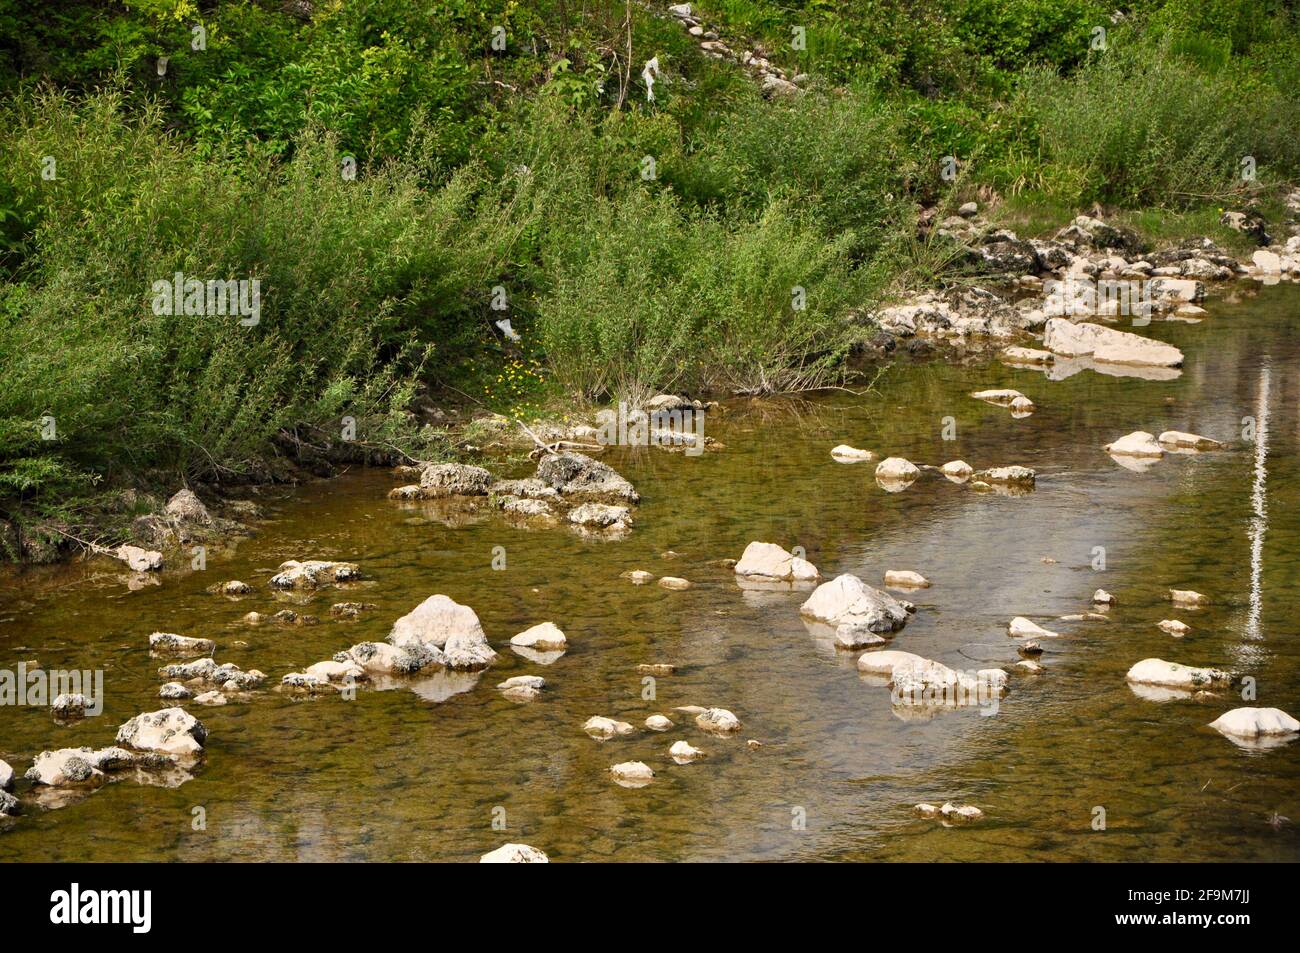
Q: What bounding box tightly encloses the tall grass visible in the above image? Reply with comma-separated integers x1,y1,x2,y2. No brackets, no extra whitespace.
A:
1011,42,1300,206
0,88,507,531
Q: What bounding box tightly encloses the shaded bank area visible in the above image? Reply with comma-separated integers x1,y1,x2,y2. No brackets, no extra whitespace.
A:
1,283,1296,861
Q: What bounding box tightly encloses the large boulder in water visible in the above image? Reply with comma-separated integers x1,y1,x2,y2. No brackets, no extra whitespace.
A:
1208,707,1299,744
115,707,208,755
1125,658,1230,690
535,452,639,504
419,463,494,497
164,488,210,524
1043,319,1183,368
801,574,910,634
389,594,496,670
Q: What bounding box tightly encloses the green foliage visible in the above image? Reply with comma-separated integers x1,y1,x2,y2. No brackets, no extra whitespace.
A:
0,0,1297,552
1011,41,1300,206
0,87,504,515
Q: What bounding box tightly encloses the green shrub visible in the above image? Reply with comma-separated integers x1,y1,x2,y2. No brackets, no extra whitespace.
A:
0,87,505,517
1012,41,1300,206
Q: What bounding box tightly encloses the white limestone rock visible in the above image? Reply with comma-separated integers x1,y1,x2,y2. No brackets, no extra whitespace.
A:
1043,318,1183,367
1208,707,1299,742
1104,431,1164,457
695,707,742,734
609,761,654,786
801,574,910,634
480,843,549,863
883,570,930,589
584,716,635,740
1125,658,1230,690
510,622,567,650
669,740,706,762
830,445,875,462
940,460,973,481
734,541,820,582
116,545,163,573
1008,617,1059,639
389,594,496,670
115,707,207,755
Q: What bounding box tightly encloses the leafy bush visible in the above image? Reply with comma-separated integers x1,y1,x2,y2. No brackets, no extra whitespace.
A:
1011,41,1300,206
0,87,506,518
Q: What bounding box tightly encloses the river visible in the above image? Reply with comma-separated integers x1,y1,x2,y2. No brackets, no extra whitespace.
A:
2,281,1298,861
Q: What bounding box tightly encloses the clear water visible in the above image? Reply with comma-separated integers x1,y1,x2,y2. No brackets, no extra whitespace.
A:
2,282,1298,862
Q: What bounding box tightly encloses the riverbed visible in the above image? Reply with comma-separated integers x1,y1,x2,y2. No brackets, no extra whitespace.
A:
2,282,1298,862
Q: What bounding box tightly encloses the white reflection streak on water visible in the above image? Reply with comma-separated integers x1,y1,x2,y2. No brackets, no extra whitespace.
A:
1245,363,1270,643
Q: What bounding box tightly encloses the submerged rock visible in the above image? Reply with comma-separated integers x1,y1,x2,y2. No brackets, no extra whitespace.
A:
1002,346,1054,365
1158,431,1222,451
801,574,910,634
207,580,252,596
970,388,1026,406
116,707,207,755
1157,619,1190,637
1169,589,1209,607
833,623,889,649
330,601,378,619
480,843,549,863
975,465,1035,485
658,576,692,590
734,541,819,582
566,502,632,530
940,802,984,822
621,569,655,584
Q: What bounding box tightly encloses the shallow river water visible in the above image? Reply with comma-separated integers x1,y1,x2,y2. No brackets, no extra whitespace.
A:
2,282,1299,862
